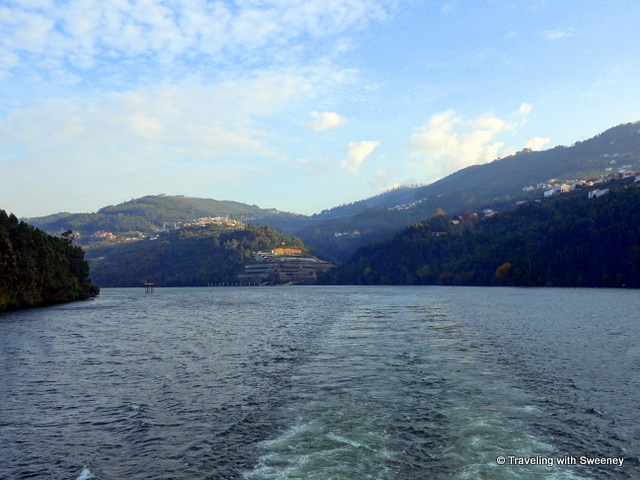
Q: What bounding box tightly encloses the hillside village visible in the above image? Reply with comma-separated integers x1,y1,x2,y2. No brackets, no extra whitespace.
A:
83,216,244,246
24,121,640,272
388,169,640,221
78,166,640,261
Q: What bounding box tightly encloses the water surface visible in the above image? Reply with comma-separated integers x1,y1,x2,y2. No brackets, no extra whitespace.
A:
1,286,638,479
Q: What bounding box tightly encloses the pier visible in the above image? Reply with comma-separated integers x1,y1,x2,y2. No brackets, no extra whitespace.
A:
207,282,262,287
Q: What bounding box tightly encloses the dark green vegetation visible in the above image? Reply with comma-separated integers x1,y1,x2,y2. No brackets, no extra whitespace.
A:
328,183,640,288
27,194,307,241
85,224,304,287
0,210,99,312
302,121,640,259
25,123,640,261
17,120,640,292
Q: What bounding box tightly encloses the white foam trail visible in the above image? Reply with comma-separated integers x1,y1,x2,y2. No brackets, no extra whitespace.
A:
75,466,95,480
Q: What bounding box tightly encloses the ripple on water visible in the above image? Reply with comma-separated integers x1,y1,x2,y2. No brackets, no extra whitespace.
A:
1,287,638,480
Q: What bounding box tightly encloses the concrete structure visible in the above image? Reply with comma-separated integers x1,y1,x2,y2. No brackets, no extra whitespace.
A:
238,249,333,284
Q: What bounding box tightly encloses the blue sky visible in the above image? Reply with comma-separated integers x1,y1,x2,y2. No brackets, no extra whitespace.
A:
2,0,639,217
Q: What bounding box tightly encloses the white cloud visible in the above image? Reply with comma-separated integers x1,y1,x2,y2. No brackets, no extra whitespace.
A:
0,0,391,73
544,28,573,42
307,111,347,131
518,102,533,116
524,136,551,151
371,167,405,192
5,64,341,148
409,108,525,177
340,140,380,174
0,67,346,215
1,73,311,156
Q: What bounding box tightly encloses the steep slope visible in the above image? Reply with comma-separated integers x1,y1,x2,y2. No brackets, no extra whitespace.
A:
327,182,640,288
27,194,311,241
84,224,305,287
24,121,640,261
299,122,640,259
321,121,640,217
0,209,99,311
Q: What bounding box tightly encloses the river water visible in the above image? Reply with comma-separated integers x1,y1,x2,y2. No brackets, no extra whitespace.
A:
1,286,639,480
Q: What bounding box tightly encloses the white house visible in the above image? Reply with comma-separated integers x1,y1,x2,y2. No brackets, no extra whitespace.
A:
588,189,609,199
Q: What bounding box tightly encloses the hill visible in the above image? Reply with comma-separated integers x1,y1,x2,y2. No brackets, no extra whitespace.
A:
84,223,305,287
327,181,640,288
0,209,99,311
27,194,310,243
300,122,640,259
24,121,640,261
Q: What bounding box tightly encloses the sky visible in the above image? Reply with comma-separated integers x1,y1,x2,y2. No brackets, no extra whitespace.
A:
2,0,640,218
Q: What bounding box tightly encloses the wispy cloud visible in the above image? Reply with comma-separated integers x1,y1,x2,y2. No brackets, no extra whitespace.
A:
307,111,347,131
0,67,349,214
0,0,395,215
544,28,574,42
409,105,531,178
341,140,380,174
1,70,323,158
524,136,551,151
0,0,391,76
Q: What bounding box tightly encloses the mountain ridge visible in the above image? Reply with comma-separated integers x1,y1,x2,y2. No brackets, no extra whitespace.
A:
326,181,640,288
23,121,640,260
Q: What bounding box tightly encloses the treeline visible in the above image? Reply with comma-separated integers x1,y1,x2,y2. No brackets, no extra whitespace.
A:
27,195,308,238
97,195,268,223
327,185,640,288
31,211,159,236
0,210,99,312
85,224,306,287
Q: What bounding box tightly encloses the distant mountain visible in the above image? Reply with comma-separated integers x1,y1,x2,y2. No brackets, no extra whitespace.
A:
25,121,640,262
27,194,311,241
320,121,640,217
298,121,640,259
85,223,305,287
325,181,640,288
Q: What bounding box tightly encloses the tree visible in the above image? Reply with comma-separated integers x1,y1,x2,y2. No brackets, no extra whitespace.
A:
0,209,99,311
432,207,446,217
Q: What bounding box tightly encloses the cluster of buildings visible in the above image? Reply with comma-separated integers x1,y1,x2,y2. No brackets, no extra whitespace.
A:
238,248,333,285
91,230,146,242
388,197,429,211
86,216,244,245
181,216,244,228
334,230,361,238
523,172,640,199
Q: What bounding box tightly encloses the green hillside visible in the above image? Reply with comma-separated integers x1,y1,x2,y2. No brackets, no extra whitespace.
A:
328,181,640,288
27,194,309,241
24,122,640,262
0,209,99,311
85,223,305,287
299,122,640,259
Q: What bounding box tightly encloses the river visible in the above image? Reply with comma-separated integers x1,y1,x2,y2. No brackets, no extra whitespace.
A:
1,286,638,479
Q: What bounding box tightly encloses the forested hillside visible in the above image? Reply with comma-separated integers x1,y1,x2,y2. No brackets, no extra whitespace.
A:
27,194,309,239
85,224,305,287
328,184,640,288
24,122,640,262
0,209,99,311
300,122,640,259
